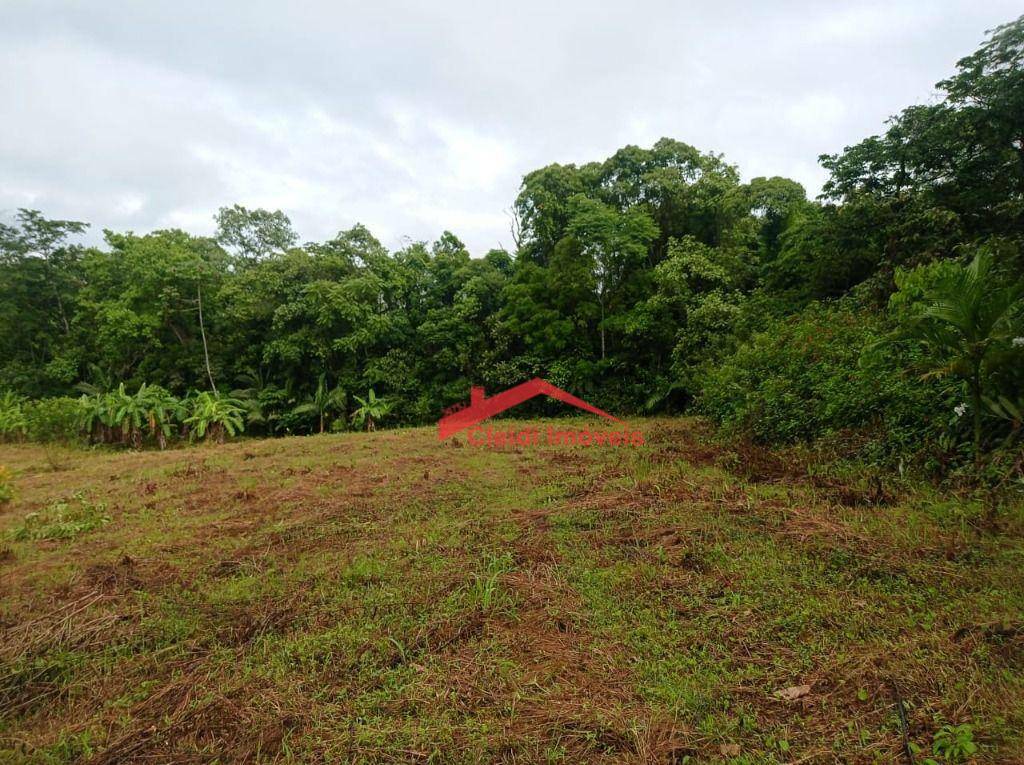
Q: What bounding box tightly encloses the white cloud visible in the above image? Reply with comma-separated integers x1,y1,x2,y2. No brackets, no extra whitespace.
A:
785,93,849,140
0,0,1020,252
810,4,935,44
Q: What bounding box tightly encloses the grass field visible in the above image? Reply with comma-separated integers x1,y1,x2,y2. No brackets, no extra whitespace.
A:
1,418,1022,763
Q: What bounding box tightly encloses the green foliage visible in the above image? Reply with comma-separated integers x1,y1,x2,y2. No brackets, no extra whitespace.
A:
702,304,867,442
469,552,515,614
0,209,88,396
9,492,109,541
699,303,948,461
78,383,183,448
77,390,118,445
184,391,246,443
984,393,1023,434
645,235,747,398
889,249,1023,460
214,204,298,261
351,389,392,432
0,391,28,442
291,373,346,433
23,397,81,444
821,15,1024,270
0,17,1020,477
925,723,978,764
0,465,13,505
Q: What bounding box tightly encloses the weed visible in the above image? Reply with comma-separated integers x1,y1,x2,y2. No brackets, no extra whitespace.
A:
925,723,978,764
470,552,515,613
0,465,13,505
629,453,654,488
9,492,110,541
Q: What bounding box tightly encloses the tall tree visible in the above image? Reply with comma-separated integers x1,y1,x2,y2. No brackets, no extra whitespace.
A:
0,210,89,392
214,204,298,262
565,196,657,360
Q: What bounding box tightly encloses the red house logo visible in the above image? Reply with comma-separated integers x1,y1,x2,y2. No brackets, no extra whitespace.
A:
437,378,621,441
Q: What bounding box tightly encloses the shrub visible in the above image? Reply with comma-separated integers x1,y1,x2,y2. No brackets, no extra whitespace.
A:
23,397,82,444
0,392,28,442
888,250,1024,462
699,301,950,463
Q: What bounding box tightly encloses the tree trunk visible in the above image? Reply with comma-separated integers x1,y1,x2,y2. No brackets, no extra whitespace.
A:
197,283,217,395
971,365,983,470
55,290,70,335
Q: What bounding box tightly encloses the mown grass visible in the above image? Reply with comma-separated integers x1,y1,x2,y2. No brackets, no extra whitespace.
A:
0,418,1021,763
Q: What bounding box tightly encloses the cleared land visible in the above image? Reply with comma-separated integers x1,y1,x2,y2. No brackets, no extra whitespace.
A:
0,419,1022,763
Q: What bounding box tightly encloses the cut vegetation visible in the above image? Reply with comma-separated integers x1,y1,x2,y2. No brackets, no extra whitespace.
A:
1,419,1021,763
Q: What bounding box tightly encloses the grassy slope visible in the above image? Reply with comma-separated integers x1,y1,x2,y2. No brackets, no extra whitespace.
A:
0,418,1022,764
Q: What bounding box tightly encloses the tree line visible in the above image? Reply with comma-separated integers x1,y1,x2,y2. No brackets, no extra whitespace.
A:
1,16,1022,472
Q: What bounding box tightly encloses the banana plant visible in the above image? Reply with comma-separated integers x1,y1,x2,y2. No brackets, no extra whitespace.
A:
292,373,345,433
142,385,180,449
351,388,392,432
112,383,150,448
185,391,246,443
77,390,121,444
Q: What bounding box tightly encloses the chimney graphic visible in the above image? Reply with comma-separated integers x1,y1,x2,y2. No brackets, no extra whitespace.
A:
470,386,485,407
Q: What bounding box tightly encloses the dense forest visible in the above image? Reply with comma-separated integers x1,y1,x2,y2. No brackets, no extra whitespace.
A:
1,16,1022,478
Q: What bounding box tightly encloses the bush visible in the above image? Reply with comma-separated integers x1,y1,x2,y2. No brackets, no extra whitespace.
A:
0,392,28,442
889,251,1024,459
23,397,82,444
699,301,950,463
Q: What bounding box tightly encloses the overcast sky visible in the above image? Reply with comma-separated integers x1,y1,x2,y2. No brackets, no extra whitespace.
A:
1,1,1019,255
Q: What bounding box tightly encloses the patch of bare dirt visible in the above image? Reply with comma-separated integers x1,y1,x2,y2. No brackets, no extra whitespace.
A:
82,554,182,595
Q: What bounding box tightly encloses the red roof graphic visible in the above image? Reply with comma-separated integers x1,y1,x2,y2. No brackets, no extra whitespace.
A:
437,378,621,440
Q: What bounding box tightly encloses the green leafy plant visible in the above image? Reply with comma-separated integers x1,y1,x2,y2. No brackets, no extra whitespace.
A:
23,397,82,469
699,302,946,463
925,723,978,764
184,391,246,443
77,384,180,448
893,250,1023,464
110,383,150,448
78,391,118,445
0,392,28,442
351,388,392,432
232,368,281,435
23,397,80,444
139,385,180,449
291,373,345,433
983,394,1022,444
10,493,110,541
